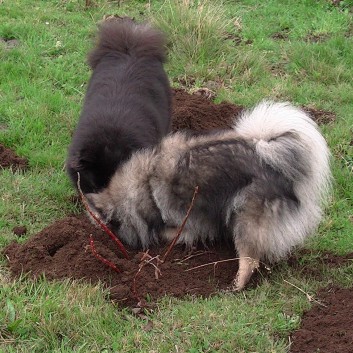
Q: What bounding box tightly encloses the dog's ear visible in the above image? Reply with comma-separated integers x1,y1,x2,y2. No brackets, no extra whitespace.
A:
85,192,114,222
68,154,93,171
67,157,81,171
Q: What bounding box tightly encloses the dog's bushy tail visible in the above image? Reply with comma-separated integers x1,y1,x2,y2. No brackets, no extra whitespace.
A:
88,18,167,69
234,101,332,259
234,101,331,202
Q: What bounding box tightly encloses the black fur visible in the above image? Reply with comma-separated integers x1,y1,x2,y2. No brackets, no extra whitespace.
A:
66,18,171,193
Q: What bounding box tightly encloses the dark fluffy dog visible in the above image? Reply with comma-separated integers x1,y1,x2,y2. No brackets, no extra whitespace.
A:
66,18,171,193
87,101,331,290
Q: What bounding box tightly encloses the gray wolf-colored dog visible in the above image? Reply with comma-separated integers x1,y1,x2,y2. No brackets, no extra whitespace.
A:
87,101,331,290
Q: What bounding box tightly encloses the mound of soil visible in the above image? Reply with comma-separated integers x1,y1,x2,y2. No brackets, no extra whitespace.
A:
290,286,353,353
4,215,245,307
12,226,27,237
0,144,28,170
170,88,335,129
0,90,334,174
171,88,243,131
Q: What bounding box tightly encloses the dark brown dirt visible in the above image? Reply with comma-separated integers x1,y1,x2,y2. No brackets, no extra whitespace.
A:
223,33,253,45
12,226,27,237
1,89,350,352
0,143,28,170
0,37,20,50
271,28,290,40
290,286,353,353
171,88,243,131
3,215,246,307
171,88,336,129
304,107,336,125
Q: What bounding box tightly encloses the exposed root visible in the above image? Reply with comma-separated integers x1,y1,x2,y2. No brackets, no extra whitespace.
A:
76,172,129,275
132,251,163,306
77,172,129,260
173,250,214,264
186,257,271,291
88,235,121,274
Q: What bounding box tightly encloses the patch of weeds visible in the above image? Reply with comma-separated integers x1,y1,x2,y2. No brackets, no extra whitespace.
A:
150,0,236,80
333,141,353,173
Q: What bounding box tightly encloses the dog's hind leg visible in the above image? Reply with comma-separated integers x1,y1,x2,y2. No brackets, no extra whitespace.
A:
232,249,260,291
231,202,265,291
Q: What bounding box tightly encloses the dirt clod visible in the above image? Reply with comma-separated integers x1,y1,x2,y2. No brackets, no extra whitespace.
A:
304,106,336,125
0,144,28,171
12,226,27,237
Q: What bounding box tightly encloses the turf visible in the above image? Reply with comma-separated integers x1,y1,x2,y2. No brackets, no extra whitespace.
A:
1,0,352,352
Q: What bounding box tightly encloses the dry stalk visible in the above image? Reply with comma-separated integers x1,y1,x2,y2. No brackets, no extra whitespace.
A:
88,235,121,273
132,186,199,304
283,279,327,307
185,257,271,278
77,172,129,260
161,185,199,262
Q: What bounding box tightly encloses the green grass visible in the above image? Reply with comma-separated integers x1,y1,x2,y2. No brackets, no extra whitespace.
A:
1,0,353,352
151,0,234,80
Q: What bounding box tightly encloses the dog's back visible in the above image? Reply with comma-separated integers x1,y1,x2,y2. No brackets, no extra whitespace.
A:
67,18,171,193
149,102,331,289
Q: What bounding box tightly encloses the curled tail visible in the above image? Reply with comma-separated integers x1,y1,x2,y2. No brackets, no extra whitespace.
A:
234,101,331,205
88,18,167,69
233,102,332,263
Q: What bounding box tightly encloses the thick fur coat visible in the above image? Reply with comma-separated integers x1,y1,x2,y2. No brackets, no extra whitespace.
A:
88,101,332,289
66,18,172,193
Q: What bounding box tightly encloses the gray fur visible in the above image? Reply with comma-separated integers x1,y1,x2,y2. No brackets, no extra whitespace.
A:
87,101,332,287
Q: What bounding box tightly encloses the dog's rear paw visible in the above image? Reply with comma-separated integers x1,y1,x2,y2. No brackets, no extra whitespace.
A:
232,257,260,291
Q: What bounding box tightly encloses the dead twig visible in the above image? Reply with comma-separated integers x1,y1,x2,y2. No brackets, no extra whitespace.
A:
174,250,214,264
161,186,199,262
89,235,121,273
185,257,240,272
77,172,129,260
132,186,199,305
283,279,327,307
